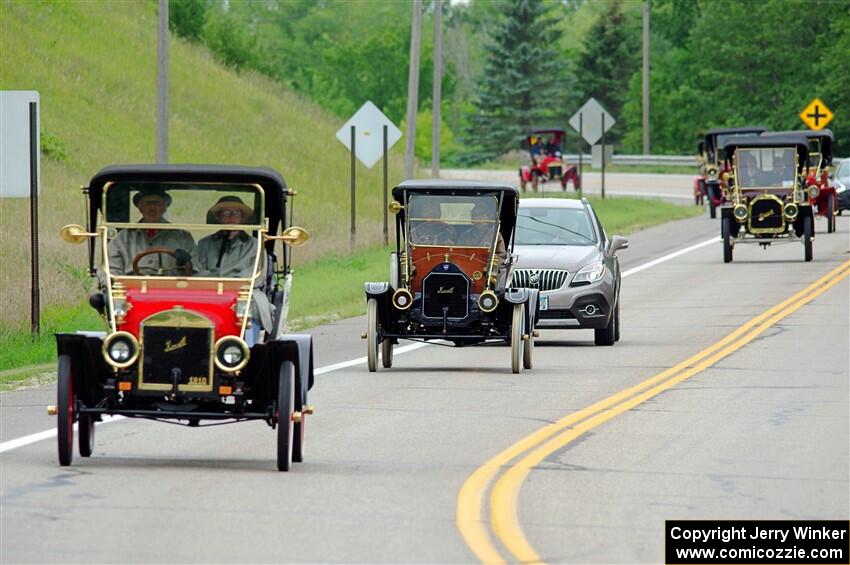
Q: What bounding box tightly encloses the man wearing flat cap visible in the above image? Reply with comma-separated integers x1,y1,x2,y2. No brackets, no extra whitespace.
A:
198,196,272,345
106,188,197,277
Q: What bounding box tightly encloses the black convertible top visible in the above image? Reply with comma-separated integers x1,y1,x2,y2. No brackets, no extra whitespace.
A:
392,179,519,240
85,164,290,259
723,134,810,171
763,129,833,164
706,125,768,137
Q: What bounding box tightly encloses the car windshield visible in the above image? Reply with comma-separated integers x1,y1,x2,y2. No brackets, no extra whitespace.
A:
515,206,596,246
102,182,264,279
736,147,797,189
407,194,499,247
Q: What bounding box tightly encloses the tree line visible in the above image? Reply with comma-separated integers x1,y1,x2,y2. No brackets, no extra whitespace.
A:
169,0,849,162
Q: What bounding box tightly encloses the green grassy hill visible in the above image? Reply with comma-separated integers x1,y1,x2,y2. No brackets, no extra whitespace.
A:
0,0,406,330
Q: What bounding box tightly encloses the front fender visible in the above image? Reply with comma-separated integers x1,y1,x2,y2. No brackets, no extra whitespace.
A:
258,334,314,408
364,282,394,332
504,288,540,329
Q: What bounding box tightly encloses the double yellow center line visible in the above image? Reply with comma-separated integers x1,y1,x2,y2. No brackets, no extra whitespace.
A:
456,260,850,564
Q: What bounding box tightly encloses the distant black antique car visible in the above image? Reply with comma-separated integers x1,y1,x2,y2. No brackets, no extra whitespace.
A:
699,126,768,218
364,180,539,374
53,165,313,471
720,134,814,262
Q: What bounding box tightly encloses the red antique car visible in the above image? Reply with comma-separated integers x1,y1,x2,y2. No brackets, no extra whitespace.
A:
53,165,313,471
765,129,837,233
699,126,768,218
519,128,580,193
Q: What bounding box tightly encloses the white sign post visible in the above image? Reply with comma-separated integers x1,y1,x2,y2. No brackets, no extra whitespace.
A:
336,101,403,247
0,90,41,334
569,98,616,198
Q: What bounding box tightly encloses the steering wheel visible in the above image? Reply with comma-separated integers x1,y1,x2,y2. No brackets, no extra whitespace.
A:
414,222,456,245
131,247,191,276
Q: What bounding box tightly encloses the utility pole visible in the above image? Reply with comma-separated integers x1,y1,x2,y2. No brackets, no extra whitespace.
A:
641,0,650,155
404,0,422,179
431,0,442,178
156,0,169,163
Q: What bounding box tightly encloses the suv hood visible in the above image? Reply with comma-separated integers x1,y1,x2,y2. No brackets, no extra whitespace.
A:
513,244,601,271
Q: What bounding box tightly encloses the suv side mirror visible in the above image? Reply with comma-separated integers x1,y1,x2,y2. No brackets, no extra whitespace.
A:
609,235,629,254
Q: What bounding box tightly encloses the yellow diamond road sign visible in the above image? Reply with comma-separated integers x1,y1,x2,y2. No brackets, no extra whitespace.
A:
800,98,833,130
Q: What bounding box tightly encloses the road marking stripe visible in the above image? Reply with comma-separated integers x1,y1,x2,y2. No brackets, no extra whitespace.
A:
0,342,428,455
2,236,720,457
464,260,850,564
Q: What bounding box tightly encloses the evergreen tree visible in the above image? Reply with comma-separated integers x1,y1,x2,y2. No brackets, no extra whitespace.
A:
575,0,640,147
463,0,568,163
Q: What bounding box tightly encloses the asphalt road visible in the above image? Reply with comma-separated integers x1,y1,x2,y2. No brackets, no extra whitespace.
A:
1,208,848,563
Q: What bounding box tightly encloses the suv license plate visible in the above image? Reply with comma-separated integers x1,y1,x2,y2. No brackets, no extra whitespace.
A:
539,295,549,311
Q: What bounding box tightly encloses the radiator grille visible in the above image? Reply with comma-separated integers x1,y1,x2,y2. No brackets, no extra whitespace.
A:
422,270,469,319
749,197,785,233
141,326,213,390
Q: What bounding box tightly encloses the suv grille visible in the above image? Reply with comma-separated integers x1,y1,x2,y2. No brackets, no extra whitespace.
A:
511,269,569,291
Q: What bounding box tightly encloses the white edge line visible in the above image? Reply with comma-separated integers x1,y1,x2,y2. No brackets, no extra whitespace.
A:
0,237,718,454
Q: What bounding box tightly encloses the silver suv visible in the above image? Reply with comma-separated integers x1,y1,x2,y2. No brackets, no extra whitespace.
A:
512,198,628,345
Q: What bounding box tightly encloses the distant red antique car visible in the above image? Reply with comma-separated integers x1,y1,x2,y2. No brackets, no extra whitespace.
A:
765,129,837,233
53,165,313,471
698,126,767,218
519,128,580,193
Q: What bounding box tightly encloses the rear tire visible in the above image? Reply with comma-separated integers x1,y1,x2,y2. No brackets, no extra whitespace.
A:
366,299,379,372
803,215,813,262
709,196,717,219
381,338,393,368
78,415,94,458
722,217,734,263
57,355,74,467
276,362,295,472
522,314,534,370
826,193,836,233
594,308,616,346
510,304,525,374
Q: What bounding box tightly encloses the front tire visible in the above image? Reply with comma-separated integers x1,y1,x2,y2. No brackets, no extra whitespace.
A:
594,307,617,346
522,315,534,370
510,304,525,374
276,362,295,472
614,302,621,342
366,299,379,372
803,215,813,262
722,217,734,263
826,193,836,233
57,355,74,466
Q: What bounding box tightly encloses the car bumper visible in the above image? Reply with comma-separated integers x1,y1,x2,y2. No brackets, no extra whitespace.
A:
538,289,613,329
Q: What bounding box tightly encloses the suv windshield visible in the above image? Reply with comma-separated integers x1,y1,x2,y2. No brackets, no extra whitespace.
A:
102,182,264,279
407,194,498,247
736,147,797,189
516,206,596,245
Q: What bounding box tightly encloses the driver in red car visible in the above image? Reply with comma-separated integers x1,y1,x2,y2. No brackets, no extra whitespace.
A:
106,188,197,277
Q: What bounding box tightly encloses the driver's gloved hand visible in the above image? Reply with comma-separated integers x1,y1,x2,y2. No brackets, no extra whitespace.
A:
174,248,192,267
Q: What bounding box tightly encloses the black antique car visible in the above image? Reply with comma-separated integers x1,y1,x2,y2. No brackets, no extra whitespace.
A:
364,180,539,374
720,134,814,262
699,126,768,218
52,165,314,471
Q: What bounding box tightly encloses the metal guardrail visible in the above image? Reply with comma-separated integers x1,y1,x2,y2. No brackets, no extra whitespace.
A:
565,154,697,166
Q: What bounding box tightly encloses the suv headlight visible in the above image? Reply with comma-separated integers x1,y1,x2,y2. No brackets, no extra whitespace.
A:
102,331,140,369
835,180,846,193
214,336,250,372
571,262,605,286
